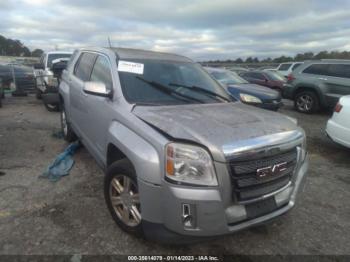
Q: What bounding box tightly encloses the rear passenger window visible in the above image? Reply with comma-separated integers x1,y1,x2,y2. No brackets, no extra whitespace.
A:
278,64,292,71
90,56,113,91
327,64,350,79
74,53,97,81
303,64,329,75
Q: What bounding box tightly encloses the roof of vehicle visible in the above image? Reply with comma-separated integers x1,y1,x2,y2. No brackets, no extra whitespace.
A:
278,62,303,65
302,59,350,64
111,47,193,63
46,51,73,55
203,66,227,72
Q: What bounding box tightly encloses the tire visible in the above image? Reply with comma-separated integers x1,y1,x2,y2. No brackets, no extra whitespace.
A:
104,159,143,237
60,103,77,142
44,102,59,112
294,91,320,114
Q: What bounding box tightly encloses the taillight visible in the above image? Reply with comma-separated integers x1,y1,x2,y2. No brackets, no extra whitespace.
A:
334,102,343,113
287,74,295,82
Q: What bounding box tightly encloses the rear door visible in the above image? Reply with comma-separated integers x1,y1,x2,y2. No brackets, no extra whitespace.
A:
69,52,97,138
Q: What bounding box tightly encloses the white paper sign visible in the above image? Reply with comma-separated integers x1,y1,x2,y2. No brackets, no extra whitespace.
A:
118,60,144,75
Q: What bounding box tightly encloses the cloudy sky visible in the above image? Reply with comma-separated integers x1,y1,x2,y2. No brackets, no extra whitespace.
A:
1,0,350,60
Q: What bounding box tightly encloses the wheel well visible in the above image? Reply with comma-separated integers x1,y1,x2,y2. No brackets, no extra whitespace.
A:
107,143,127,167
293,87,319,99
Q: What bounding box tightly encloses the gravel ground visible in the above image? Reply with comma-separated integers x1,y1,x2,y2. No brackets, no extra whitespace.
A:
0,95,349,255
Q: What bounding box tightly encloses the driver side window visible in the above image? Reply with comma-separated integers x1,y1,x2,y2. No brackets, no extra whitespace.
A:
90,55,113,91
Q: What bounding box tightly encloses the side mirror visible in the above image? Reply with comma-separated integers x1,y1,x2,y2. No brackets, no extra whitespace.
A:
33,63,44,70
83,82,112,98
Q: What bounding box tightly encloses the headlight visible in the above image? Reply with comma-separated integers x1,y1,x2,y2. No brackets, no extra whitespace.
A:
239,93,262,104
165,143,218,186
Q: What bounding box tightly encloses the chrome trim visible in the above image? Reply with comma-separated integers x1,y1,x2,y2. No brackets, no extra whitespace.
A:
223,130,304,160
238,181,292,205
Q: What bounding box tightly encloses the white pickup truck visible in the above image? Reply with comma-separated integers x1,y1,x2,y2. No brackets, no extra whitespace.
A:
34,51,72,111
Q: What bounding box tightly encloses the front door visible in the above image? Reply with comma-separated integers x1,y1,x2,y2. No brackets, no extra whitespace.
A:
80,54,115,162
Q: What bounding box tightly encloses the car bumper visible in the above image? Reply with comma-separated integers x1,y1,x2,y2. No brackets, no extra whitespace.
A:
326,119,350,148
282,84,294,99
141,156,308,243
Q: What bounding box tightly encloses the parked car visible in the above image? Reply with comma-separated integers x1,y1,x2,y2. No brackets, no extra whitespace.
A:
240,70,286,92
205,67,282,110
0,63,36,95
34,51,73,98
326,96,350,148
59,47,308,243
276,62,303,77
283,60,350,113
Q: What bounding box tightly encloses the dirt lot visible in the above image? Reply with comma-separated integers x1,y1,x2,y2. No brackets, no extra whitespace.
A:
0,95,349,255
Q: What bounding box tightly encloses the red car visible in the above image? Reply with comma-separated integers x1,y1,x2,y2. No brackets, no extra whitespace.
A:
240,70,286,92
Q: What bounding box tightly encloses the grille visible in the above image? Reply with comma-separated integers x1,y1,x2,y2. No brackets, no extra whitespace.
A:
229,148,297,202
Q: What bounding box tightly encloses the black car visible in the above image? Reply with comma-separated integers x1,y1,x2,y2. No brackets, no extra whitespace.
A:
0,64,36,96
205,67,282,110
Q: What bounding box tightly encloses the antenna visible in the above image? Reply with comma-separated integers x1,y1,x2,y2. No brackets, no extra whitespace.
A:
108,37,112,48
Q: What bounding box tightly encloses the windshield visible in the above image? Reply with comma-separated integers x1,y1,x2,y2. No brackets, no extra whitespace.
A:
118,60,233,105
210,70,248,85
47,54,72,68
265,71,286,81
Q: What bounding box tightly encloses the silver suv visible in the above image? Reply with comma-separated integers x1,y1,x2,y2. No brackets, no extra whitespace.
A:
59,47,308,242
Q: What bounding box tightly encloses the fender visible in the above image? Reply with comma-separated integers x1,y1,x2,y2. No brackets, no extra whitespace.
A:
107,121,162,185
294,83,326,107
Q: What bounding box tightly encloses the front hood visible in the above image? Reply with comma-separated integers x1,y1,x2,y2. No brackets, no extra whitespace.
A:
227,83,279,99
133,102,301,162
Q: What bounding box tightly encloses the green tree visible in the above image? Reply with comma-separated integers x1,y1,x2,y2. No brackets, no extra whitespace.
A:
31,49,44,57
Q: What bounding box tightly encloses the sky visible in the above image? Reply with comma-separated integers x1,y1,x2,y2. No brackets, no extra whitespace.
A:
1,0,350,61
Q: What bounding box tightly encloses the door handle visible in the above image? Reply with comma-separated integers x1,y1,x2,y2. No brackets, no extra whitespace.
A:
318,77,328,81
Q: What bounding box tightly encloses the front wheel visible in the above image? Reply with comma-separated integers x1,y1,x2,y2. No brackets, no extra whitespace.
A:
104,159,143,237
294,91,319,113
44,102,59,112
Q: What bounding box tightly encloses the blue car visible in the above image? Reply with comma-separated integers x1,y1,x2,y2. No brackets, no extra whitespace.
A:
205,67,282,111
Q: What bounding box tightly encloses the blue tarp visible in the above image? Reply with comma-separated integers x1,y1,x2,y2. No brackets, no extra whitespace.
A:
40,141,80,182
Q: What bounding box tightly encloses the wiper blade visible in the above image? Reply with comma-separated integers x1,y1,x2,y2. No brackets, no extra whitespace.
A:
136,76,204,104
169,83,232,102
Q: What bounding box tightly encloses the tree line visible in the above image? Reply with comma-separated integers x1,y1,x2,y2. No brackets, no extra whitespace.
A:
204,50,350,64
0,34,43,57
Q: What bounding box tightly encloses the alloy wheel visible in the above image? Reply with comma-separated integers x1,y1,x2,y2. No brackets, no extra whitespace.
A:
296,94,313,112
109,175,141,227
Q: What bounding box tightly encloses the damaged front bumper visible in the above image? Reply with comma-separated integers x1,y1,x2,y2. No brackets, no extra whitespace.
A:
141,155,308,243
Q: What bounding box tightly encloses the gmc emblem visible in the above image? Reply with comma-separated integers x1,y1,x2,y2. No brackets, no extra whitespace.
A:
256,162,288,179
